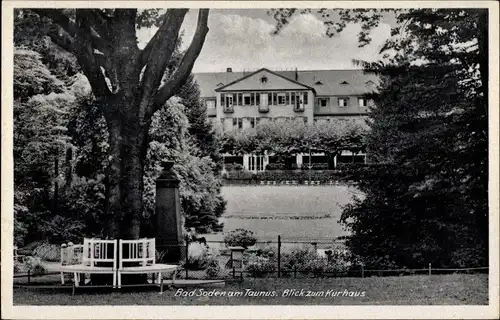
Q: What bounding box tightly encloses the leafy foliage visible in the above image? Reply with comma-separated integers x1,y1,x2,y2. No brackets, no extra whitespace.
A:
336,10,488,269
223,229,257,248
220,120,367,157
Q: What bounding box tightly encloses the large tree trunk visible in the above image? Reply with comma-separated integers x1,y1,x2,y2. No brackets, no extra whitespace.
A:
105,98,150,240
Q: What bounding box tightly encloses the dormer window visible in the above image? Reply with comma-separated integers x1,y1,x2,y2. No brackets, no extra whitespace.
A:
216,82,224,87
340,81,349,85
315,81,323,85
261,76,268,83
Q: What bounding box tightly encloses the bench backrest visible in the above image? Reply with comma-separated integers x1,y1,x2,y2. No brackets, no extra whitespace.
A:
61,243,84,265
83,238,118,269
118,238,155,268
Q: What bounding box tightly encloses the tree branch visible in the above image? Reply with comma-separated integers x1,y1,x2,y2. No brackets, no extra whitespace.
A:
31,9,77,36
45,24,77,53
74,11,111,98
138,9,188,69
150,9,209,115
81,9,112,40
32,9,110,56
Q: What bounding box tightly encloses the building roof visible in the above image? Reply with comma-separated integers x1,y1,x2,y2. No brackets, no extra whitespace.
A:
193,69,379,98
214,68,315,93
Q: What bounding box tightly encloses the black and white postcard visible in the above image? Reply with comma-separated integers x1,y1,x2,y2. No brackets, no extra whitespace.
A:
2,1,499,319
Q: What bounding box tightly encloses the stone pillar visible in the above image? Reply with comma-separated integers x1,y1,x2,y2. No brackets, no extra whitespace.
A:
296,154,303,167
155,161,184,263
243,154,250,171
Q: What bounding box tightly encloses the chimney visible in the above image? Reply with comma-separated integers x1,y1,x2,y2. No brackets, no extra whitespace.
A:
295,67,298,81
226,67,232,73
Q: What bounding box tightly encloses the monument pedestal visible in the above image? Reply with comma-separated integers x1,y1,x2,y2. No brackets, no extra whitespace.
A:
155,161,184,263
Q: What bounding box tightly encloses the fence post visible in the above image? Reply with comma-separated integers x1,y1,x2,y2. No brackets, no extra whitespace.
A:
27,270,31,285
185,237,189,279
428,263,431,276
277,235,281,278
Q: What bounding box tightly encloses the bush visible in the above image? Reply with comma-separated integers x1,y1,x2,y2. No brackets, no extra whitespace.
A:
281,246,319,271
245,256,276,277
32,242,60,262
24,256,47,275
224,170,255,180
302,260,350,278
255,170,345,183
14,261,22,274
205,253,223,278
265,163,286,170
301,163,329,170
225,163,244,172
224,229,257,248
185,242,210,270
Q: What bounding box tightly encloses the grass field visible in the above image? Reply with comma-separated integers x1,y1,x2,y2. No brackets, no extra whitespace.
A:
204,185,361,242
13,274,488,305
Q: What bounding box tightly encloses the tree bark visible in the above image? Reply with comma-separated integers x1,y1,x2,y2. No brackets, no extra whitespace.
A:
105,99,150,240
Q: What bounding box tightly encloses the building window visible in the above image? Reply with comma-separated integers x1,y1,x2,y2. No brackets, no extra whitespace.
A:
256,93,260,105
237,93,243,106
278,93,286,105
303,92,308,104
206,100,216,109
268,93,272,106
261,76,268,83
221,94,225,106
291,92,296,104
318,98,328,107
358,97,366,107
232,118,243,130
338,97,348,107
250,117,255,128
244,93,251,105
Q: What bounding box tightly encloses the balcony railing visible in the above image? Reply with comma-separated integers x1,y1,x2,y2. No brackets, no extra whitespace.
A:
223,106,234,113
258,105,269,113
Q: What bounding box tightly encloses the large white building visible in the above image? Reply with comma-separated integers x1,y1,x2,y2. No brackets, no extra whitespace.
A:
193,68,377,172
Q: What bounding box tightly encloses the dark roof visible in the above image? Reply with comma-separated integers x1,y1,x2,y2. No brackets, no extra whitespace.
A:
193,69,379,98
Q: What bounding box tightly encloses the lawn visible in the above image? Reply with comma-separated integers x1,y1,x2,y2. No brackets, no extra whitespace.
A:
13,274,487,305
205,185,361,242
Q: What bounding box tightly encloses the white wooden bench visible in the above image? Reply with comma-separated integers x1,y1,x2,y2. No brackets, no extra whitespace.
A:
57,239,118,287
117,238,179,289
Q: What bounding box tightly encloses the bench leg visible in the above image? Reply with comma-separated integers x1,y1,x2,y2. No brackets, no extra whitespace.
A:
172,269,177,285
113,272,117,288
117,272,121,289
74,273,79,287
61,272,65,285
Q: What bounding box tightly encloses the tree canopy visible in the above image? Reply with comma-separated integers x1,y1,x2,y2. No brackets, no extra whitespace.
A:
15,8,212,239
219,119,367,157
271,8,489,268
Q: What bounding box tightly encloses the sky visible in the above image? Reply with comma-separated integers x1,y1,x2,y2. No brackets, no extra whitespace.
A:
137,9,394,73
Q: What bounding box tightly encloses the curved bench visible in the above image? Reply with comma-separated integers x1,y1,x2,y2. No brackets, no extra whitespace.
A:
117,239,179,288
57,239,117,287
